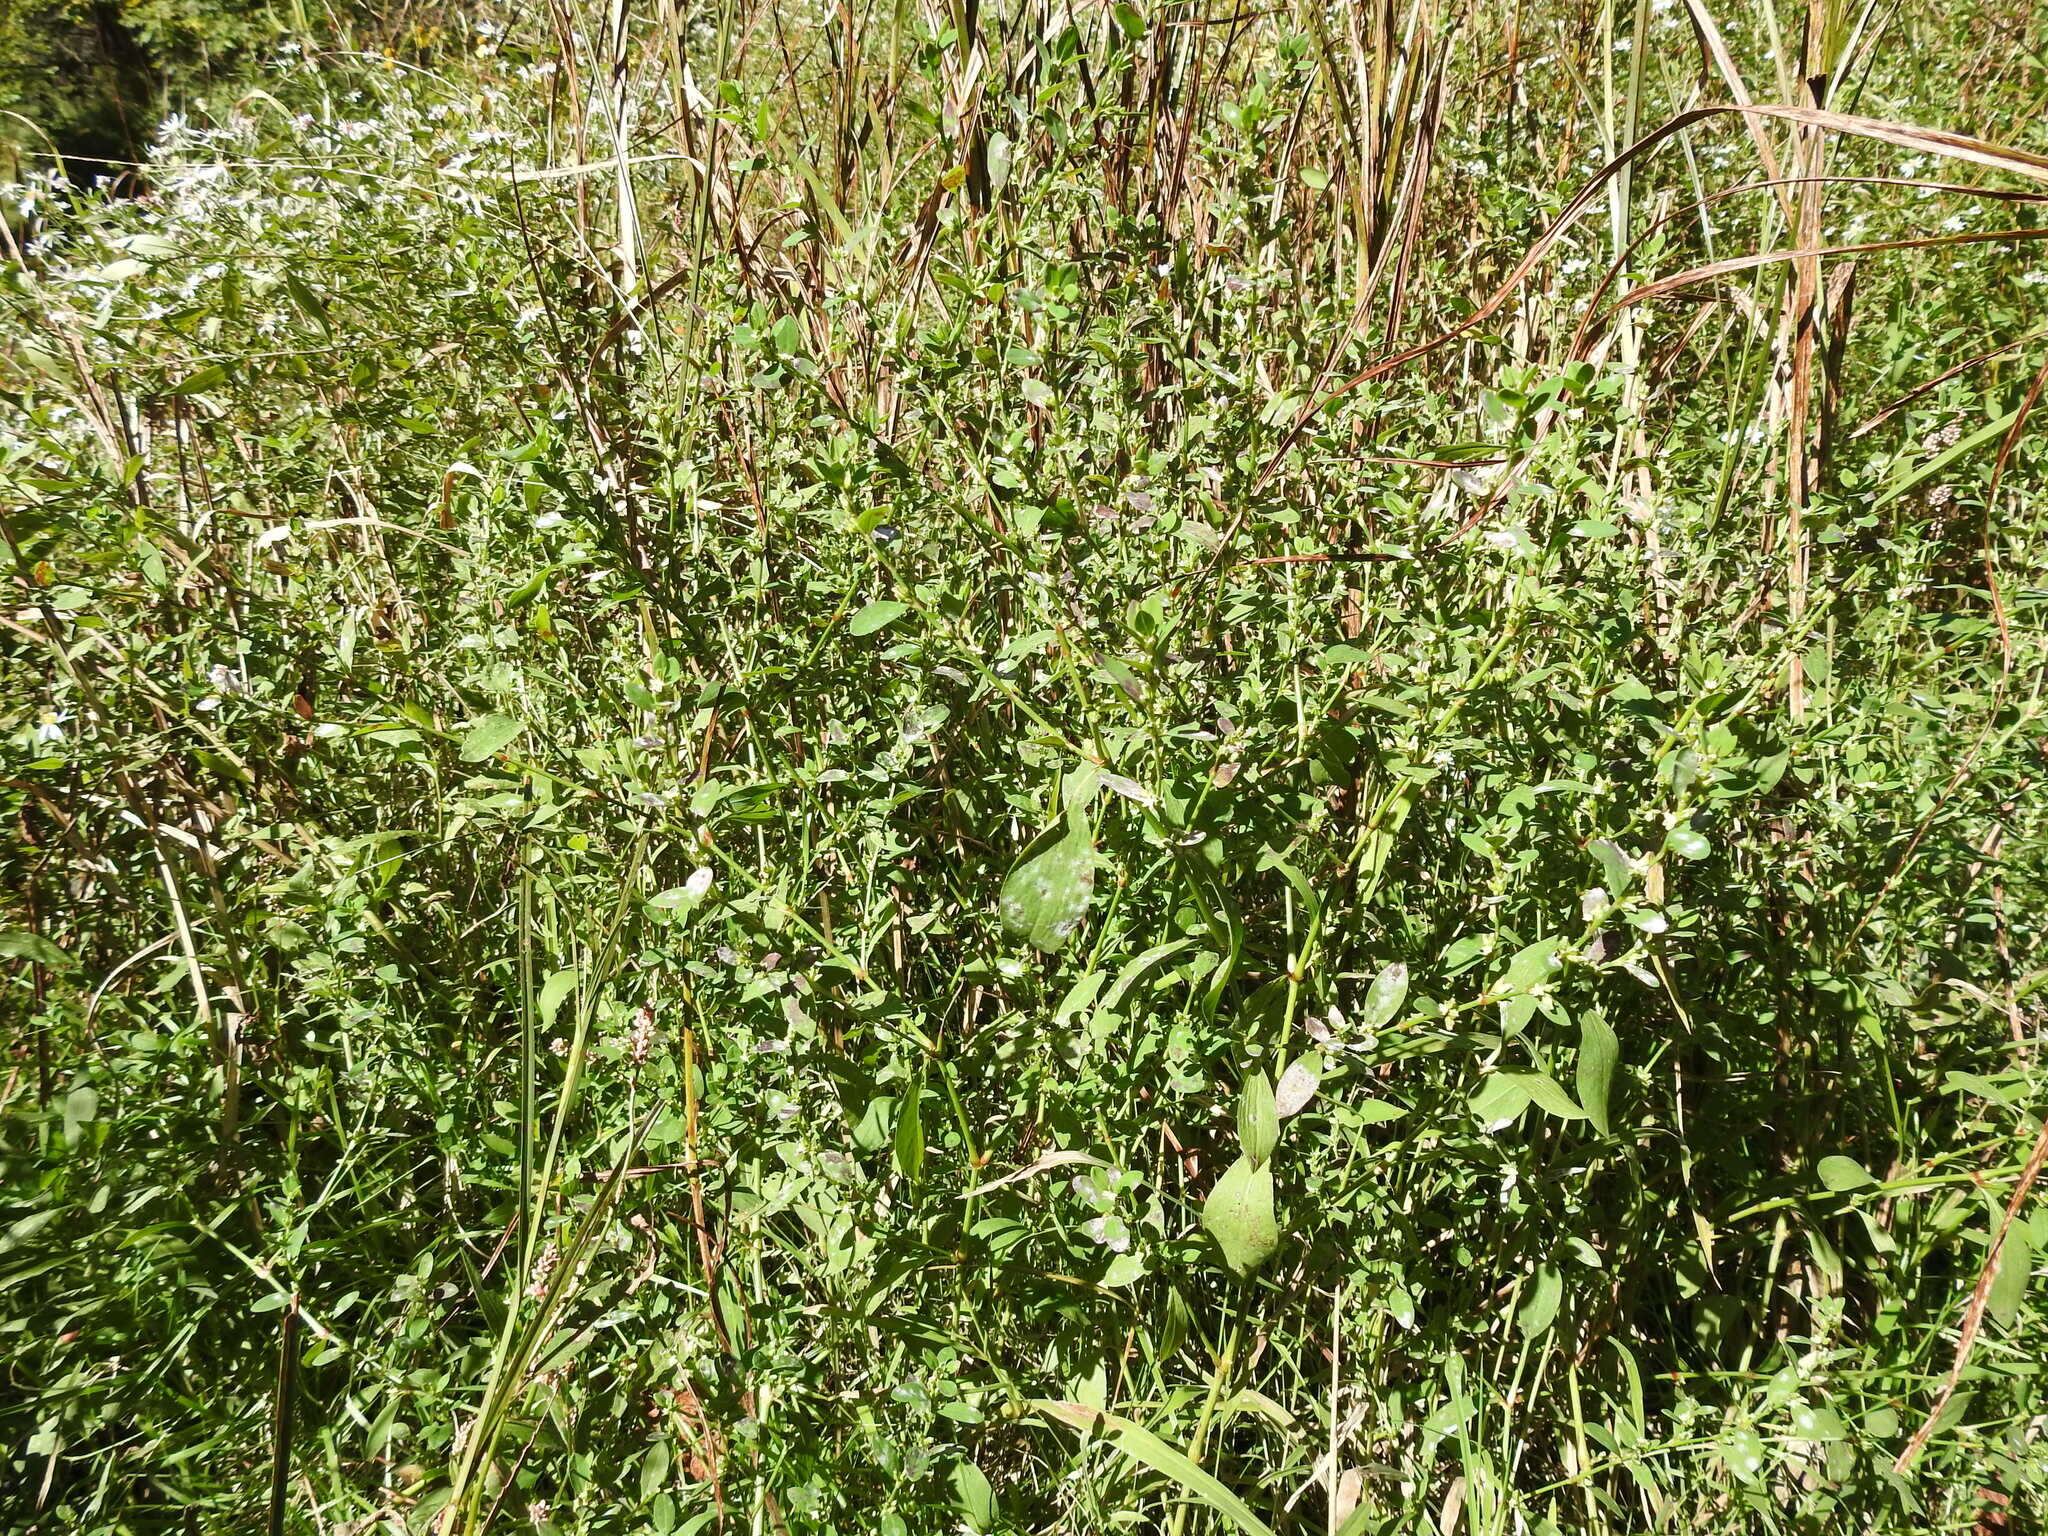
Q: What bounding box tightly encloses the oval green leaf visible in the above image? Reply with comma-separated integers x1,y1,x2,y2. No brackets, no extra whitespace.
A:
849,600,910,636
1202,1153,1279,1275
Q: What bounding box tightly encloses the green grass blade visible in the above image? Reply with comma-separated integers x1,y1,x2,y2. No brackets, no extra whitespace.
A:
1028,1400,1279,1536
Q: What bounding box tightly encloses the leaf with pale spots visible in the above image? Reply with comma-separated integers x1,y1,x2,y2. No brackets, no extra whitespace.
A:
999,802,1096,953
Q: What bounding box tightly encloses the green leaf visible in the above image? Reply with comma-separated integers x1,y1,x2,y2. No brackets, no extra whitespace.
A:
1816,1155,1875,1193
1499,1072,1584,1120
1110,1,1149,39
1100,1252,1146,1287
1357,961,1409,1031
1236,1072,1279,1165
1989,1221,2032,1328
1719,1423,1767,1484
1202,1153,1279,1274
1790,1402,1847,1442
1503,938,1561,992
949,1458,997,1532
168,363,230,396
1030,1401,1278,1536
459,713,524,761
62,1086,99,1149
893,1083,925,1182
1469,1075,1531,1125
1664,826,1711,860
0,931,72,968
1577,1011,1619,1137
998,807,1096,953
848,600,910,636
1588,838,1635,895
537,968,578,1029
1517,1263,1563,1338
639,1440,672,1502
1873,406,2022,506
852,1095,895,1152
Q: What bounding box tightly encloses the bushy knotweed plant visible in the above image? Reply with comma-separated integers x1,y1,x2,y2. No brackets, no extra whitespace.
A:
2,2,2046,1533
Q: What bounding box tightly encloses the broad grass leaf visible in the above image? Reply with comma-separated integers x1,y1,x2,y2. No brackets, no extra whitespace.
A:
1030,1401,1279,1536
0,931,72,968
1499,1071,1584,1120
1577,1011,1619,1136
1203,1153,1279,1274
999,810,1095,953
848,600,909,636
949,1458,997,1532
459,712,523,761
893,1084,925,1182
1236,1072,1279,1163
1816,1155,1875,1193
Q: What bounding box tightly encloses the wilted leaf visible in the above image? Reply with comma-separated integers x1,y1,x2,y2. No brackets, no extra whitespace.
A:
1274,1055,1320,1118
1358,961,1409,1031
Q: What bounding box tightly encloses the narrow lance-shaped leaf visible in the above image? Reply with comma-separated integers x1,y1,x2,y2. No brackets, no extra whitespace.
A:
1029,1401,1280,1536
1236,1071,1279,1164
1577,1011,1619,1136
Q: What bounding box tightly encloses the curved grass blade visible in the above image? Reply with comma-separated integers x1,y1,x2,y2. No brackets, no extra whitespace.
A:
1028,1400,1279,1536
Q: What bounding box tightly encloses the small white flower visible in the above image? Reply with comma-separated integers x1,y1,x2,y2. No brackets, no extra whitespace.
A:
33,709,69,743
1581,887,1610,922
682,866,714,903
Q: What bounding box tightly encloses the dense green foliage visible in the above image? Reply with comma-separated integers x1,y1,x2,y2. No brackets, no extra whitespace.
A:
3,2,2047,1532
